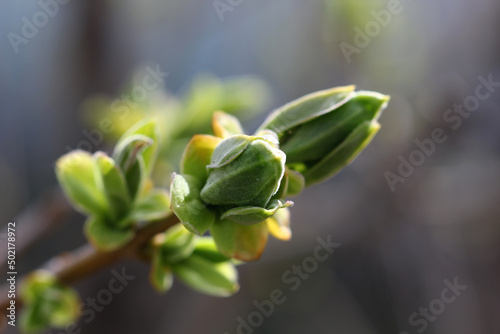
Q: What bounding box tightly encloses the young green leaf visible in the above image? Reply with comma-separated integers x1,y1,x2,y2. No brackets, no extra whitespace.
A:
112,134,153,171
94,152,130,221
180,134,222,183
55,150,108,217
258,85,355,135
150,253,174,293
160,224,196,264
220,200,293,225
206,135,252,170
172,254,239,297
280,91,388,163
84,215,134,251
130,189,170,223
271,169,289,200
119,119,161,174
254,129,280,148
285,167,305,196
170,173,215,235
302,120,381,186
124,155,147,202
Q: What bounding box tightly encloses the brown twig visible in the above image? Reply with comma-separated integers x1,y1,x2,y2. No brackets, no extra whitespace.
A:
0,213,179,327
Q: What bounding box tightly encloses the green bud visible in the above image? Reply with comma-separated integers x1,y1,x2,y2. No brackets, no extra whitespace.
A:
200,135,286,208
279,92,388,162
55,150,108,217
20,271,80,334
258,88,389,185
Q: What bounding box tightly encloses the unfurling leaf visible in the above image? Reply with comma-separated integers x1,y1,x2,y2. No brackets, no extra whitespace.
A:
112,134,152,171
258,85,355,135
55,150,108,217
118,119,161,174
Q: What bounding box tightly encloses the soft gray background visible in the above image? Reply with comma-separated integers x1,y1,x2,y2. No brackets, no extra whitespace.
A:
1,0,499,333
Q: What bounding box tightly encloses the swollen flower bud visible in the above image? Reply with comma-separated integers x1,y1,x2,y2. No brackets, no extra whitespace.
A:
170,89,389,262
258,86,389,185
200,135,286,208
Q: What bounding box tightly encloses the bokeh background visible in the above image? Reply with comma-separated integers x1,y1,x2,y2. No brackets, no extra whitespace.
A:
1,0,500,333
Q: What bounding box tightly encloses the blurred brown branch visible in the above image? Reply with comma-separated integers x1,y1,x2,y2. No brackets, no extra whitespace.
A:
0,207,178,329
0,188,72,270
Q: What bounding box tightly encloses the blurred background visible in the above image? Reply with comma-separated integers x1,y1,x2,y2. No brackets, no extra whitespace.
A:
1,0,500,333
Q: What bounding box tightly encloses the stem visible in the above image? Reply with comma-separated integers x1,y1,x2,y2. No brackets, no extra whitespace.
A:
0,213,179,324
